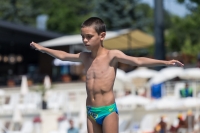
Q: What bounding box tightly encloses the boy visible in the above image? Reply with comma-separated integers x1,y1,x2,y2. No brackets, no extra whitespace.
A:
30,17,183,133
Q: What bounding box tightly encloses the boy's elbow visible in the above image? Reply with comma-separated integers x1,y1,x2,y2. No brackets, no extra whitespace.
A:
133,58,142,66
62,52,72,60
59,58,65,61
57,54,67,60
136,62,143,66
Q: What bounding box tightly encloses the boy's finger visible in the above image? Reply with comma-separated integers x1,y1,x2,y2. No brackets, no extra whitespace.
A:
178,62,184,66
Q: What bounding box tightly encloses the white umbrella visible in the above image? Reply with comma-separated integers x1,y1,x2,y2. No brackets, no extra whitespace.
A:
155,98,183,110
145,97,183,110
179,68,200,80
148,67,184,85
0,89,5,96
139,114,155,133
145,97,200,110
182,97,200,108
159,67,184,77
20,75,29,96
116,94,151,106
126,67,158,80
116,69,126,82
44,75,51,89
78,104,86,129
12,107,23,123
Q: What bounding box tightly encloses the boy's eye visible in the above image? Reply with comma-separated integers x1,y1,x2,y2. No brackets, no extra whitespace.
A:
86,35,92,38
81,34,93,40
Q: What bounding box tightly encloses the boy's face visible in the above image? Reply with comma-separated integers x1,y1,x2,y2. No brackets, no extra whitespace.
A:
81,26,105,50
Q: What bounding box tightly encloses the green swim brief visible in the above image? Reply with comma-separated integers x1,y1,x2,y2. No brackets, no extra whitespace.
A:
87,103,118,125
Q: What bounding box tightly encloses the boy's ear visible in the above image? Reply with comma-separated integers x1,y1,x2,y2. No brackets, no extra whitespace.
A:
100,32,106,40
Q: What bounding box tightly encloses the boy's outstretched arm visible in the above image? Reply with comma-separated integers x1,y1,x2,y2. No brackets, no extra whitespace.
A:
30,42,82,62
112,50,184,67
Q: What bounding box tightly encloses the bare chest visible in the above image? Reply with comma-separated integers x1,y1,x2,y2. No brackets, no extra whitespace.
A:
84,57,114,79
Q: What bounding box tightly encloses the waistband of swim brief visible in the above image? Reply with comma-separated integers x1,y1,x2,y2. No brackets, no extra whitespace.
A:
86,103,117,110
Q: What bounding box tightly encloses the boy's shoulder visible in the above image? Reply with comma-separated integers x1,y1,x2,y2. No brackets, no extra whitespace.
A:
107,49,120,53
107,49,123,56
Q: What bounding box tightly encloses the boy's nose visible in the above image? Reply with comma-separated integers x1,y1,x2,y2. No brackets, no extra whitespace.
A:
83,38,88,43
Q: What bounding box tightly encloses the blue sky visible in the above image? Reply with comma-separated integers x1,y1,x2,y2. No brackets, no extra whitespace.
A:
141,0,190,17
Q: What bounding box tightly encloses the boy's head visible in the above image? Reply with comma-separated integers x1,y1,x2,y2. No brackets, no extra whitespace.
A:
81,17,106,49
81,17,106,35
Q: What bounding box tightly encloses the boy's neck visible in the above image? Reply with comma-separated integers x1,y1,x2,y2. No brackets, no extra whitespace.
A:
91,45,107,58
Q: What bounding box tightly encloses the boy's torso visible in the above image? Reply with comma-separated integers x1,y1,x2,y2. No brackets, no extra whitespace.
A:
82,50,118,107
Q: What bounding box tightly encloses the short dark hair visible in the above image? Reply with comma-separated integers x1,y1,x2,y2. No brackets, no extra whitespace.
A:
81,17,106,35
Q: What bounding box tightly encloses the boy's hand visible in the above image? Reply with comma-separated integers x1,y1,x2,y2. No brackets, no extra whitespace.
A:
30,42,44,53
168,59,184,67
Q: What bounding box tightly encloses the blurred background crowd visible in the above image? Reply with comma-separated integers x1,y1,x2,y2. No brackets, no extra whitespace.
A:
0,0,200,133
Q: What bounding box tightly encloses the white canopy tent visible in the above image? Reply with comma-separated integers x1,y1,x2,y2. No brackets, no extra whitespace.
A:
53,59,81,66
39,29,129,47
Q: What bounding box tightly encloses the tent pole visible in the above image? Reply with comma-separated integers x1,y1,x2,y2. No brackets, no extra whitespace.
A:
154,0,165,70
